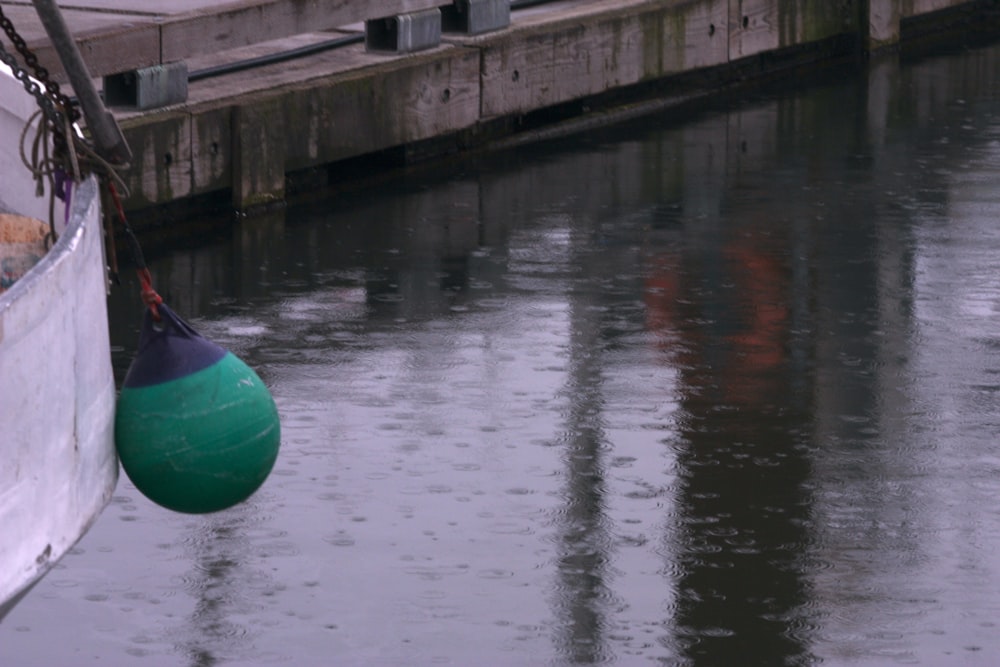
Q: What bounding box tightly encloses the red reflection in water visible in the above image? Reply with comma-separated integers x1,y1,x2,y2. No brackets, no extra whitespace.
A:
645,239,789,408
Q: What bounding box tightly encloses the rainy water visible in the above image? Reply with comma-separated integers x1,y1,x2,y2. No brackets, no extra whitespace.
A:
6,41,1000,666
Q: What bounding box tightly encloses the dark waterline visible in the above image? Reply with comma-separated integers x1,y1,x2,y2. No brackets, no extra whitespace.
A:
5,41,1000,666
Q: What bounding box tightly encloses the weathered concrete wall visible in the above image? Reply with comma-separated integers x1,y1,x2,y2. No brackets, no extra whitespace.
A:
113,0,995,213
866,0,978,49
477,1,730,118
475,0,860,119
730,0,858,58
903,0,971,15
119,44,484,209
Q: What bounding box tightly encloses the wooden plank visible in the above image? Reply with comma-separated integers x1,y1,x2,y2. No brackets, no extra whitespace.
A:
1,6,158,80
9,0,211,14
6,0,456,78
160,0,449,63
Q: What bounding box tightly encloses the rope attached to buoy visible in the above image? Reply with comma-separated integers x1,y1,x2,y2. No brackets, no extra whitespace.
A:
104,179,162,321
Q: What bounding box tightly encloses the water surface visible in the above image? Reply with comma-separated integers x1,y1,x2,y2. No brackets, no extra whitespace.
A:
5,42,1000,666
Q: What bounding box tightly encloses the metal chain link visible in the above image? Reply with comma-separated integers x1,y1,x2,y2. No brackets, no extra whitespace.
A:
0,6,78,118
0,4,78,153
0,45,59,123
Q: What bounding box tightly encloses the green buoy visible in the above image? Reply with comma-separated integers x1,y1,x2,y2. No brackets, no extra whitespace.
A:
115,304,280,514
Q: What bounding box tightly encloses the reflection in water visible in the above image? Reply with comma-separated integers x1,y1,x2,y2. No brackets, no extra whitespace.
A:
174,504,277,667
9,38,1000,667
552,223,613,664
183,523,241,667
645,220,814,664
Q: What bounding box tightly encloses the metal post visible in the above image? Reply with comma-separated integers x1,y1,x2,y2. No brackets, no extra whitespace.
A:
30,0,132,165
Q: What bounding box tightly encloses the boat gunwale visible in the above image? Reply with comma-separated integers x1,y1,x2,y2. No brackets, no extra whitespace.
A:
0,62,114,621
0,176,100,317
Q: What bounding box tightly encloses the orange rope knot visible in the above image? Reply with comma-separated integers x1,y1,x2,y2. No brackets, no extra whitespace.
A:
105,179,161,321
137,267,163,321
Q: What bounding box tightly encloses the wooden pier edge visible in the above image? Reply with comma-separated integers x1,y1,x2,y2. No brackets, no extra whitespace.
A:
108,0,999,216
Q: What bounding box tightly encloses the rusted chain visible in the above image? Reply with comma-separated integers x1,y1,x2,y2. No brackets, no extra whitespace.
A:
0,2,130,241
0,3,79,127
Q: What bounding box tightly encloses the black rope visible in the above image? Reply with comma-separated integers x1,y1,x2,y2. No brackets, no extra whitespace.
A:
189,34,364,82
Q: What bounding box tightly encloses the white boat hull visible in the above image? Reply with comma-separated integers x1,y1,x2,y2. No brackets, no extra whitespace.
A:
0,66,118,621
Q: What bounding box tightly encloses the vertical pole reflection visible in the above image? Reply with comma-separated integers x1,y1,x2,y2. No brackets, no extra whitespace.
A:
551,238,615,664
176,509,271,667
553,338,611,664
646,238,814,665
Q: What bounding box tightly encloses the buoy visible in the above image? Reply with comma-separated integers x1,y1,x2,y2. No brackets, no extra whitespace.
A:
115,303,280,514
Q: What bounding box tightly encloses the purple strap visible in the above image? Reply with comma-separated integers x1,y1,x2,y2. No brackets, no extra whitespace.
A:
54,168,73,226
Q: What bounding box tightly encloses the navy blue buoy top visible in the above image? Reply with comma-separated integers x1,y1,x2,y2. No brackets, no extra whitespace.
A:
122,303,228,389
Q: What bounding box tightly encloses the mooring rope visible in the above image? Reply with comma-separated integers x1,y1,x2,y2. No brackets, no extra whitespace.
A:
2,0,164,321
103,179,162,320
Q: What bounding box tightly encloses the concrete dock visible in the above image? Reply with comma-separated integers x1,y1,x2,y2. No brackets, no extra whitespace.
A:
1,0,998,215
